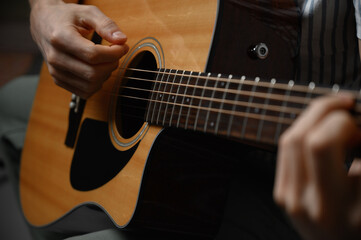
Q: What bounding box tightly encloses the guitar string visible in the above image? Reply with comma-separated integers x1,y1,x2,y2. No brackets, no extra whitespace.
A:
121,76,315,106
113,94,295,128
112,85,304,114
102,67,361,130
120,67,361,98
108,92,361,126
113,75,361,112
105,77,361,114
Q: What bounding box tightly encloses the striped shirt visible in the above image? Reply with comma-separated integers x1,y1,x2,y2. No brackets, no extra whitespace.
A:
297,0,361,88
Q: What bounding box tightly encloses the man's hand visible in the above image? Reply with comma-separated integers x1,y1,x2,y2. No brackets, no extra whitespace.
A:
30,0,129,98
274,94,361,240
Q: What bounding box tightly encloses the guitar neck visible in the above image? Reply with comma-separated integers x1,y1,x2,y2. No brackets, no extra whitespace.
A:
143,68,361,146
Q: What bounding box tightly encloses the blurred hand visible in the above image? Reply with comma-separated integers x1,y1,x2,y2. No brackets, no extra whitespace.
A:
274,95,361,240
30,0,129,98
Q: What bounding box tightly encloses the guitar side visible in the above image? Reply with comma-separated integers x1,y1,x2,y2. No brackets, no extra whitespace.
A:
20,0,218,228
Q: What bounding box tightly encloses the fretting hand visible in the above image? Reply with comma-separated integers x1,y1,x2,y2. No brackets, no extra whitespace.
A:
274,94,361,240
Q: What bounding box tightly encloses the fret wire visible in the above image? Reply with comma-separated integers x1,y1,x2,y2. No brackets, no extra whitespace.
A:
169,70,185,126
162,69,179,126
256,79,275,141
203,74,220,132
215,74,232,135
156,69,173,124
177,71,191,128
194,73,211,131
241,77,259,139
274,82,293,143
185,72,201,129
145,68,162,121
227,76,245,137
151,68,167,123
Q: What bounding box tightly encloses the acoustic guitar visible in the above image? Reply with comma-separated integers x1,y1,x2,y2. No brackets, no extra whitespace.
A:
20,0,361,237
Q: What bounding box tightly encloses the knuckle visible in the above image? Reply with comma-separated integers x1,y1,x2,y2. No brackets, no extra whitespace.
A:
100,17,116,30
84,47,100,64
49,30,62,46
46,50,58,67
279,131,302,150
332,111,353,125
305,133,329,158
84,69,97,82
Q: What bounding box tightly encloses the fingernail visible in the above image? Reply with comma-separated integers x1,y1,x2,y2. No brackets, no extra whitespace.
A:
112,31,126,40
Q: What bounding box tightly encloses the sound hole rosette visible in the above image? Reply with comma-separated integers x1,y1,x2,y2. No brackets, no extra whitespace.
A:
109,37,165,151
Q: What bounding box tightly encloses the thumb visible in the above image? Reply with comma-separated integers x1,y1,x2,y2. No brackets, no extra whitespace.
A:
81,6,127,44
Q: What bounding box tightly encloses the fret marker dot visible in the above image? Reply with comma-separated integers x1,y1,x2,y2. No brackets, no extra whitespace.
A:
255,77,260,82
254,108,259,113
218,73,221,78
241,76,246,81
271,78,276,85
288,80,294,87
291,113,296,119
332,84,340,93
159,94,162,98
210,122,214,127
221,82,225,87
309,82,315,90
186,98,190,102
171,96,175,100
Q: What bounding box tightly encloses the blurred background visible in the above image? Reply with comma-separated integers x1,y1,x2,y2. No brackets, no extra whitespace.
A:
0,0,42,87
0,0,42,239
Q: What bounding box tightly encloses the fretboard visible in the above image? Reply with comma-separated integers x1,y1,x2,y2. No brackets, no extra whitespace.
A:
143,68,361,146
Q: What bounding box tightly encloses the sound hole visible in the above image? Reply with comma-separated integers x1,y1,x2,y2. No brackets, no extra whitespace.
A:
116,51,157,139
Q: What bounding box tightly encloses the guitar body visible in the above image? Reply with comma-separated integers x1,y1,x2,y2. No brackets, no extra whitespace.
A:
20,0,298,237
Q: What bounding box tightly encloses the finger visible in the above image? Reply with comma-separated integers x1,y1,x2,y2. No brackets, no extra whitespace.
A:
274,131,308,216
78,5,127,44
349,159,361,176
46,47,119,83
303,111,361,221
289,95,355,139
305,110,361,186
50,28,129,65
48,65,104,99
